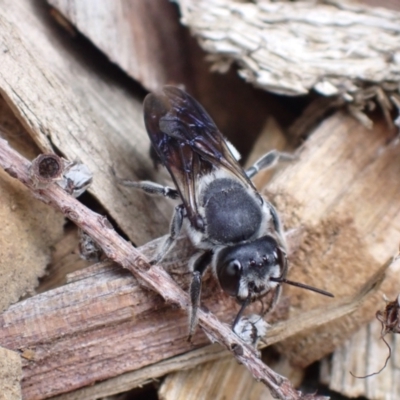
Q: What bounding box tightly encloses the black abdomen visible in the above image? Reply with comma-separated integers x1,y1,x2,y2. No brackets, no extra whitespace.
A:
202,178,262,244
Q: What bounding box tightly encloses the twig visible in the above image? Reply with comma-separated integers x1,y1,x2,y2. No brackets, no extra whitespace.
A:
0,136,329,400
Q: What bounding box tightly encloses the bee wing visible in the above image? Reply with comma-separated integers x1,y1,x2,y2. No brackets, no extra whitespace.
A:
144,86,255,228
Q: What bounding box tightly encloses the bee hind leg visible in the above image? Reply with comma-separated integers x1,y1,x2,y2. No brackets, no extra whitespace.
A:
188,250,213,341
245,150,295,179
150,204,185,265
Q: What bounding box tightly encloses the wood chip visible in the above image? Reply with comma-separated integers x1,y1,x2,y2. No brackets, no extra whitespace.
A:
0,347,22,400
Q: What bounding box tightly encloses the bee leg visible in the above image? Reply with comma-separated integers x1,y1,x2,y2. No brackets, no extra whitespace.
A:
150,204,185,265
188,250,213,341
116,177,179,200
265,202,287,250
245,150,295,179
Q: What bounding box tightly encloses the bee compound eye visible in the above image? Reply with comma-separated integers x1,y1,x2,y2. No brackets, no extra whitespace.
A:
227,260,241,276
217,259,242,297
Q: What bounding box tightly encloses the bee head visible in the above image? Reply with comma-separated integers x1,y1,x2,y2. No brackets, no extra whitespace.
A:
215,235,286,302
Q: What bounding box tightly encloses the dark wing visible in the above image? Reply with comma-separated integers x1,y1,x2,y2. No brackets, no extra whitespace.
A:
143,86,256,229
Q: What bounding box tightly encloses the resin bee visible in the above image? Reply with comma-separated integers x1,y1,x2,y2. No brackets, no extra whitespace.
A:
118,86,333,338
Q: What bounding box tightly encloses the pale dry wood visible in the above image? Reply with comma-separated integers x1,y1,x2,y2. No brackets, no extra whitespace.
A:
0,347,22,400
0,0,169,246
158,357,275,400
47,0,190,93
0,140,329,400
177,0,400,96
0,98,64,312
267,114,400,366
158,350,305,400
320,280,400,399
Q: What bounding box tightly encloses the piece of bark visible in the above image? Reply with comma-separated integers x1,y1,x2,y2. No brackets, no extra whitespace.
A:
0,0,170,246
47,0,190,93
0,347,22,400
267,113,400,367
177,0,400,96
0,97,65,312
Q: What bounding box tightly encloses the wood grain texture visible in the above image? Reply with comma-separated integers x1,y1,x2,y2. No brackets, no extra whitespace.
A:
0,236,240,399
268,114,400,366
158,350,305,400
321,317,400,400
177,0,400,96
320,286,400,400
159,357,275,400
47,0,191,93
0,0,169,246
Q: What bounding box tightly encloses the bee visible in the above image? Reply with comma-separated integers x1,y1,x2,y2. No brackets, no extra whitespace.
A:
117,86,333,338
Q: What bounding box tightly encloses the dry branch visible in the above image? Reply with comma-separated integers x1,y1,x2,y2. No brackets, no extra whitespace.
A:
0,139,328,400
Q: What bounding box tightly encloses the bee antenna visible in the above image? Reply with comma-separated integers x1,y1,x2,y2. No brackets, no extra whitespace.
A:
270,277,334,298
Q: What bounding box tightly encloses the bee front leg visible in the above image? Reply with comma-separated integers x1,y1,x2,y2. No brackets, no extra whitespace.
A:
150,204,185,265
245,150,295,179
188,250,213,341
